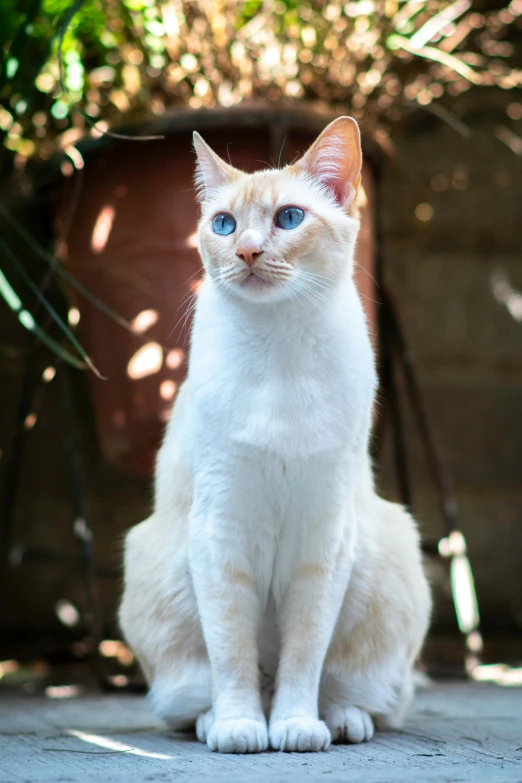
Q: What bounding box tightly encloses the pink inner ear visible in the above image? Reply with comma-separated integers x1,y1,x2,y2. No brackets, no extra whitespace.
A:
330,178,357,209
306,136,359,208
316,166,357,209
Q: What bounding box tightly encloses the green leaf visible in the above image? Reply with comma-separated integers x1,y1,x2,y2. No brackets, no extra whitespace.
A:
0,235,104,377
0,201,136,335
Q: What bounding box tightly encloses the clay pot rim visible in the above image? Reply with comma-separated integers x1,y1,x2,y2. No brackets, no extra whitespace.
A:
80,103,380,164
34,103,382,196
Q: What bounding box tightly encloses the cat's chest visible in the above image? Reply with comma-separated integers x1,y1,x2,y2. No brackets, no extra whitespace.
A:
190,332,374,458
228,369,346,452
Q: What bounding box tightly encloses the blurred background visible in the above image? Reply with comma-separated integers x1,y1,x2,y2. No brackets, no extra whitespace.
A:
0,0,521,695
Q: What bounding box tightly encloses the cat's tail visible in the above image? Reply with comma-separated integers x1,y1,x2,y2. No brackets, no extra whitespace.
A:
148,662,212,730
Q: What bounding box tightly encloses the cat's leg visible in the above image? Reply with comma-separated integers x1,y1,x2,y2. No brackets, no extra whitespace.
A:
269,512,356,753
323,703,375,744
320,499,431,742
189,508,268,754
119,515,213,729
322,664,418,743
320,655,416,743
320,673,376,744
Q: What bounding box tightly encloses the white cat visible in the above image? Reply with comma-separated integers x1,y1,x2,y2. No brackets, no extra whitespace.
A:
119,117,431,754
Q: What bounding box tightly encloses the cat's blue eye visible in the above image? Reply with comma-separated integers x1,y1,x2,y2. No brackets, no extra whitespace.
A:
212,213,236,235
275,207,305,230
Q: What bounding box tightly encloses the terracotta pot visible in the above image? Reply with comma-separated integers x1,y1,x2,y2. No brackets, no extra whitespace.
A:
56,108,377,476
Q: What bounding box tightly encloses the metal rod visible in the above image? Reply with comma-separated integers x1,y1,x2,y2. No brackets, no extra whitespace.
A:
372,156,411,508
379,297,412,508
382,284,459,535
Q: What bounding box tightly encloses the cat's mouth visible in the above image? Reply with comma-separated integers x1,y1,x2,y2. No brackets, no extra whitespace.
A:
240,271,274,291
231,266,291,301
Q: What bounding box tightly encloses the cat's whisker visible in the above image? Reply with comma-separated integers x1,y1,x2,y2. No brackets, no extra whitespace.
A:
295,276,332,304
298,270,333,282
261,268,293,279
291,280,328,315
261,259,293,270
217,268,243,286
176,281,201,312
180,301,198,344
298,273,335,293
277,136,287,169
353,259,379,288
301,270,380,307
358,293,381,305
298,271,335,290
165,291,198,341
285,282,308,311
298,278,334,299
301,277,334,292
171,302,196,351
303,282,332,310
174,265,204,284
298,280,320,297
256,158,276,170
180,290,200,329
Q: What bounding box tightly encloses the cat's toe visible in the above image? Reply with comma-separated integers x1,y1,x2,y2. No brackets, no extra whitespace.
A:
195,709,214,743
206,718,268,753
270,717,331,752
324,705,374,744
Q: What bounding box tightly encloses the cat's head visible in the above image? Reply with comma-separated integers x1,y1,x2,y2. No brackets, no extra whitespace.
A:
194,117,362,304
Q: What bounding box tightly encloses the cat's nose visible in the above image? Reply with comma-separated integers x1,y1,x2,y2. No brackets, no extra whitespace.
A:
236,230,264,267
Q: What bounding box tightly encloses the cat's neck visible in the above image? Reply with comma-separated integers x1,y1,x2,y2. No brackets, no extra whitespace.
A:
190,271,370,381
187,270,376,460
199,271,357,334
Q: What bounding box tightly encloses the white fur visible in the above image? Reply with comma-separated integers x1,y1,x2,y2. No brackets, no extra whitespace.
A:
119,119,431,755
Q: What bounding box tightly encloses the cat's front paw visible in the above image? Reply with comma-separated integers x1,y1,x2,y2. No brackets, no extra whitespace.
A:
270,717,331,752
323,705,374,744
206,718,268,754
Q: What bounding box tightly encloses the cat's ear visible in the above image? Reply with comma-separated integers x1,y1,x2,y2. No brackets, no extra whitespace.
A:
193,132,241,202
294,117,362,209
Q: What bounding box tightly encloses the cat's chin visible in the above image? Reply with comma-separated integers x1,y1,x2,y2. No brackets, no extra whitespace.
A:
233,273,286,303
